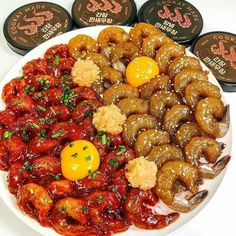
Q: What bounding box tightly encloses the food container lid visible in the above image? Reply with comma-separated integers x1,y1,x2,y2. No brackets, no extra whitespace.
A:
3,2,73,55
191,31,236,92
72,0,137,28
138,0,203,46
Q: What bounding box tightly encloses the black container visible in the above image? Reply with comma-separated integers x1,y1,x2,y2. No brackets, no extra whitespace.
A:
3,2,73,55
72,0,137,28
191,31,236,92
138,0,203,46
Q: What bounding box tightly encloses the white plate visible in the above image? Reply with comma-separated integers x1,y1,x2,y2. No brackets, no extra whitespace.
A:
0,26,232,236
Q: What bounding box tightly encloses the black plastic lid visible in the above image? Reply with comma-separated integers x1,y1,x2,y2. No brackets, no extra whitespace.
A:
3,2,73,55
72,0,137,28
191,31,236,92
138,0,203,46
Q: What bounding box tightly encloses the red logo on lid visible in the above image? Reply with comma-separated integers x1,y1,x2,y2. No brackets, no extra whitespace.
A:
87,0,123,14
157,5,191,28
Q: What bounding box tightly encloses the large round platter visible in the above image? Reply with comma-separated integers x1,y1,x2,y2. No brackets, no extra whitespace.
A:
0,26,232,236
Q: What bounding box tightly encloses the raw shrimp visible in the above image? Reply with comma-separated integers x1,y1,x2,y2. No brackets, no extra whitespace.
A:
155,160,208,212
184,137,229,179
195,97,229,138
2,77,26,103
103,83,139,105
175,122,205,147
164,104,192,135
149,90,180,121
155,44,185,74
147,144,184,169
129,23,161,48
139,75,170,100
168,55,202,79
110,42,140,73
174,69,208,96
92,66,123,94
142,33,174,58
68,34,99,59
185,137,222,165
122,114,159,146
51,197,88,235
185,80,221,108
134,129,170,157
125,189,179,229
17,183,53,223
117,98,149,116
83,52,110,68
97,26,129,49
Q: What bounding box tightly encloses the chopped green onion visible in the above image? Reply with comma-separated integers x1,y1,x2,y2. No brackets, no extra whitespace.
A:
51,132,63,139
98,131,105,136
17,169,23,175
116,145,126,155
89,170,100,179
32,123,40,129
39,130,47,138
55,55,60,65
85,155,92,161
102,134,107,145
61,206,66,212
3,131,13,139
84,109,93,117
23,161,33,171
69,143,74,148
55,174,60,180
83,146,88,150
71,152,78,158
37,105,46,112
108,159,119,168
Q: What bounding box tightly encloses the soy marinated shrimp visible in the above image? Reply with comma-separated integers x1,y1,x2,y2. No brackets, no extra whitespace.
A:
97,26,129,50
185,80,221,108
195,97,229,138
110,42,140,73
174,69,208,96
92,66,123,94
125,189,179,229
149,90,180,121
155,44,185,74
83,52,110,68
164,104,192,135
52,197,88,235
117,98,149,116
147,144,184,169
122,114,159,147
17,183,53,223
175,122,205,148
139,75,170,100
185,137,222,165
142,33,174,58
68,34,99,59
135,129,170,157
184,136,229,179
103,83,139,105
129,22,161,48
168,55,202,79
155,160,208,213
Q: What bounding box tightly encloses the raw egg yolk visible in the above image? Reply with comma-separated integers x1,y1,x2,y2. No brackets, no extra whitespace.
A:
126,56,159,87
61,140,100,181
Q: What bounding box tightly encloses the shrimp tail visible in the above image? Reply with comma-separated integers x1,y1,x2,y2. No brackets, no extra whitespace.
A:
171,190,208,213
199,155,231,179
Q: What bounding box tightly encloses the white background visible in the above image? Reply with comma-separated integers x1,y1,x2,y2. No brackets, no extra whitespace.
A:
0,0,236,235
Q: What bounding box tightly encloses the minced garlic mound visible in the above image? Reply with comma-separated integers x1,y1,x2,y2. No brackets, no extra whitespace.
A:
71,58,100,87
92,104,126,134
125,156,157,190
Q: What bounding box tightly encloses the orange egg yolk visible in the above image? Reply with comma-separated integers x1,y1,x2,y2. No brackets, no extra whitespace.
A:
126,56,159,87
61,140,100,181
